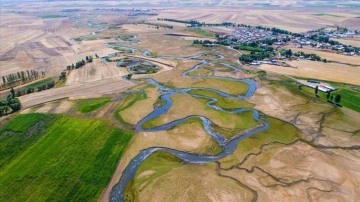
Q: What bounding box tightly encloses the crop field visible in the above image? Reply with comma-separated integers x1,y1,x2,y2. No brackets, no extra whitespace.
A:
0,12,116,78
332,36,360,47
0,113,132,201
284,46,360,66
149,8,359,32
66,60,129,85
260,60,360,86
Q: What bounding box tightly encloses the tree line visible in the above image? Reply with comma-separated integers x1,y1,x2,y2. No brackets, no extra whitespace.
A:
313,86,342,105
1,70,45,90
14,80,55,97
137,22,173,29
281,49,327,63
66,56,93,71
0,89,21,117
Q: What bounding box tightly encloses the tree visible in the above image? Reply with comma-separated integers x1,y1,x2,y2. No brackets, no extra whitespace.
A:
10,88,15,97
126,73,133,80
59,72,67,80
285,49,293,58
326,92,331,100
315,86,319,95
26,88,34,94
335,94,341,104
330,94,334,101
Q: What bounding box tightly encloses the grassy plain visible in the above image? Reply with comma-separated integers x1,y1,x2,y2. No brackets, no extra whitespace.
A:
188,28,216,38
219,116,301,168
124,152,182,201
77,97,111,113
128,160,252,202
188,89,254,110
115,85,159,126
0,113,132,202
189,78,250,96
187,67,214,77
142,93,258,130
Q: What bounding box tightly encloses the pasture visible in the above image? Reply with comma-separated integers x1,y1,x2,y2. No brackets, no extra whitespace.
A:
77,97,111,113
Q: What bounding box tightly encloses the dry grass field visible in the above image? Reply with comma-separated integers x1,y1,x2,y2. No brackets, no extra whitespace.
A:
65,59,128,85
19,77,134,109
332,36,360,47
149,8,359,33
260,60,360,86
284,46,360,66
0,12,116,79
122,24,205,57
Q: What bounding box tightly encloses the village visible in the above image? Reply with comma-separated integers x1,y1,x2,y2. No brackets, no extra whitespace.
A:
212,24,360,65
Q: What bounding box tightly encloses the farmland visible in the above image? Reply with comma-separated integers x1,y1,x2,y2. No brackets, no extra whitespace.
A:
0,113,132,201
260,60,360,86
1,1,360,202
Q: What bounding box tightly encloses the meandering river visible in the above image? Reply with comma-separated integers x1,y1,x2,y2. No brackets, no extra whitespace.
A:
109,52,269,202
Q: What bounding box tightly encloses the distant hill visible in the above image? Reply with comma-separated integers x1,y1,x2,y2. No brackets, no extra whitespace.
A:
2,0,360,8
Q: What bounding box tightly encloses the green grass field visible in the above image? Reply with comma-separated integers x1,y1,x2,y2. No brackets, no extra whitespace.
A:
188,28,215,38
0,113,132,201
219,116,301,168
77,97,111,113
114,90,147,126
299,86,360,112
273,79,360,112
188,89,254,110
236,116,300,153
335,89,360,112
142,95,257,131
124,152,182,202
0,114,51,169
